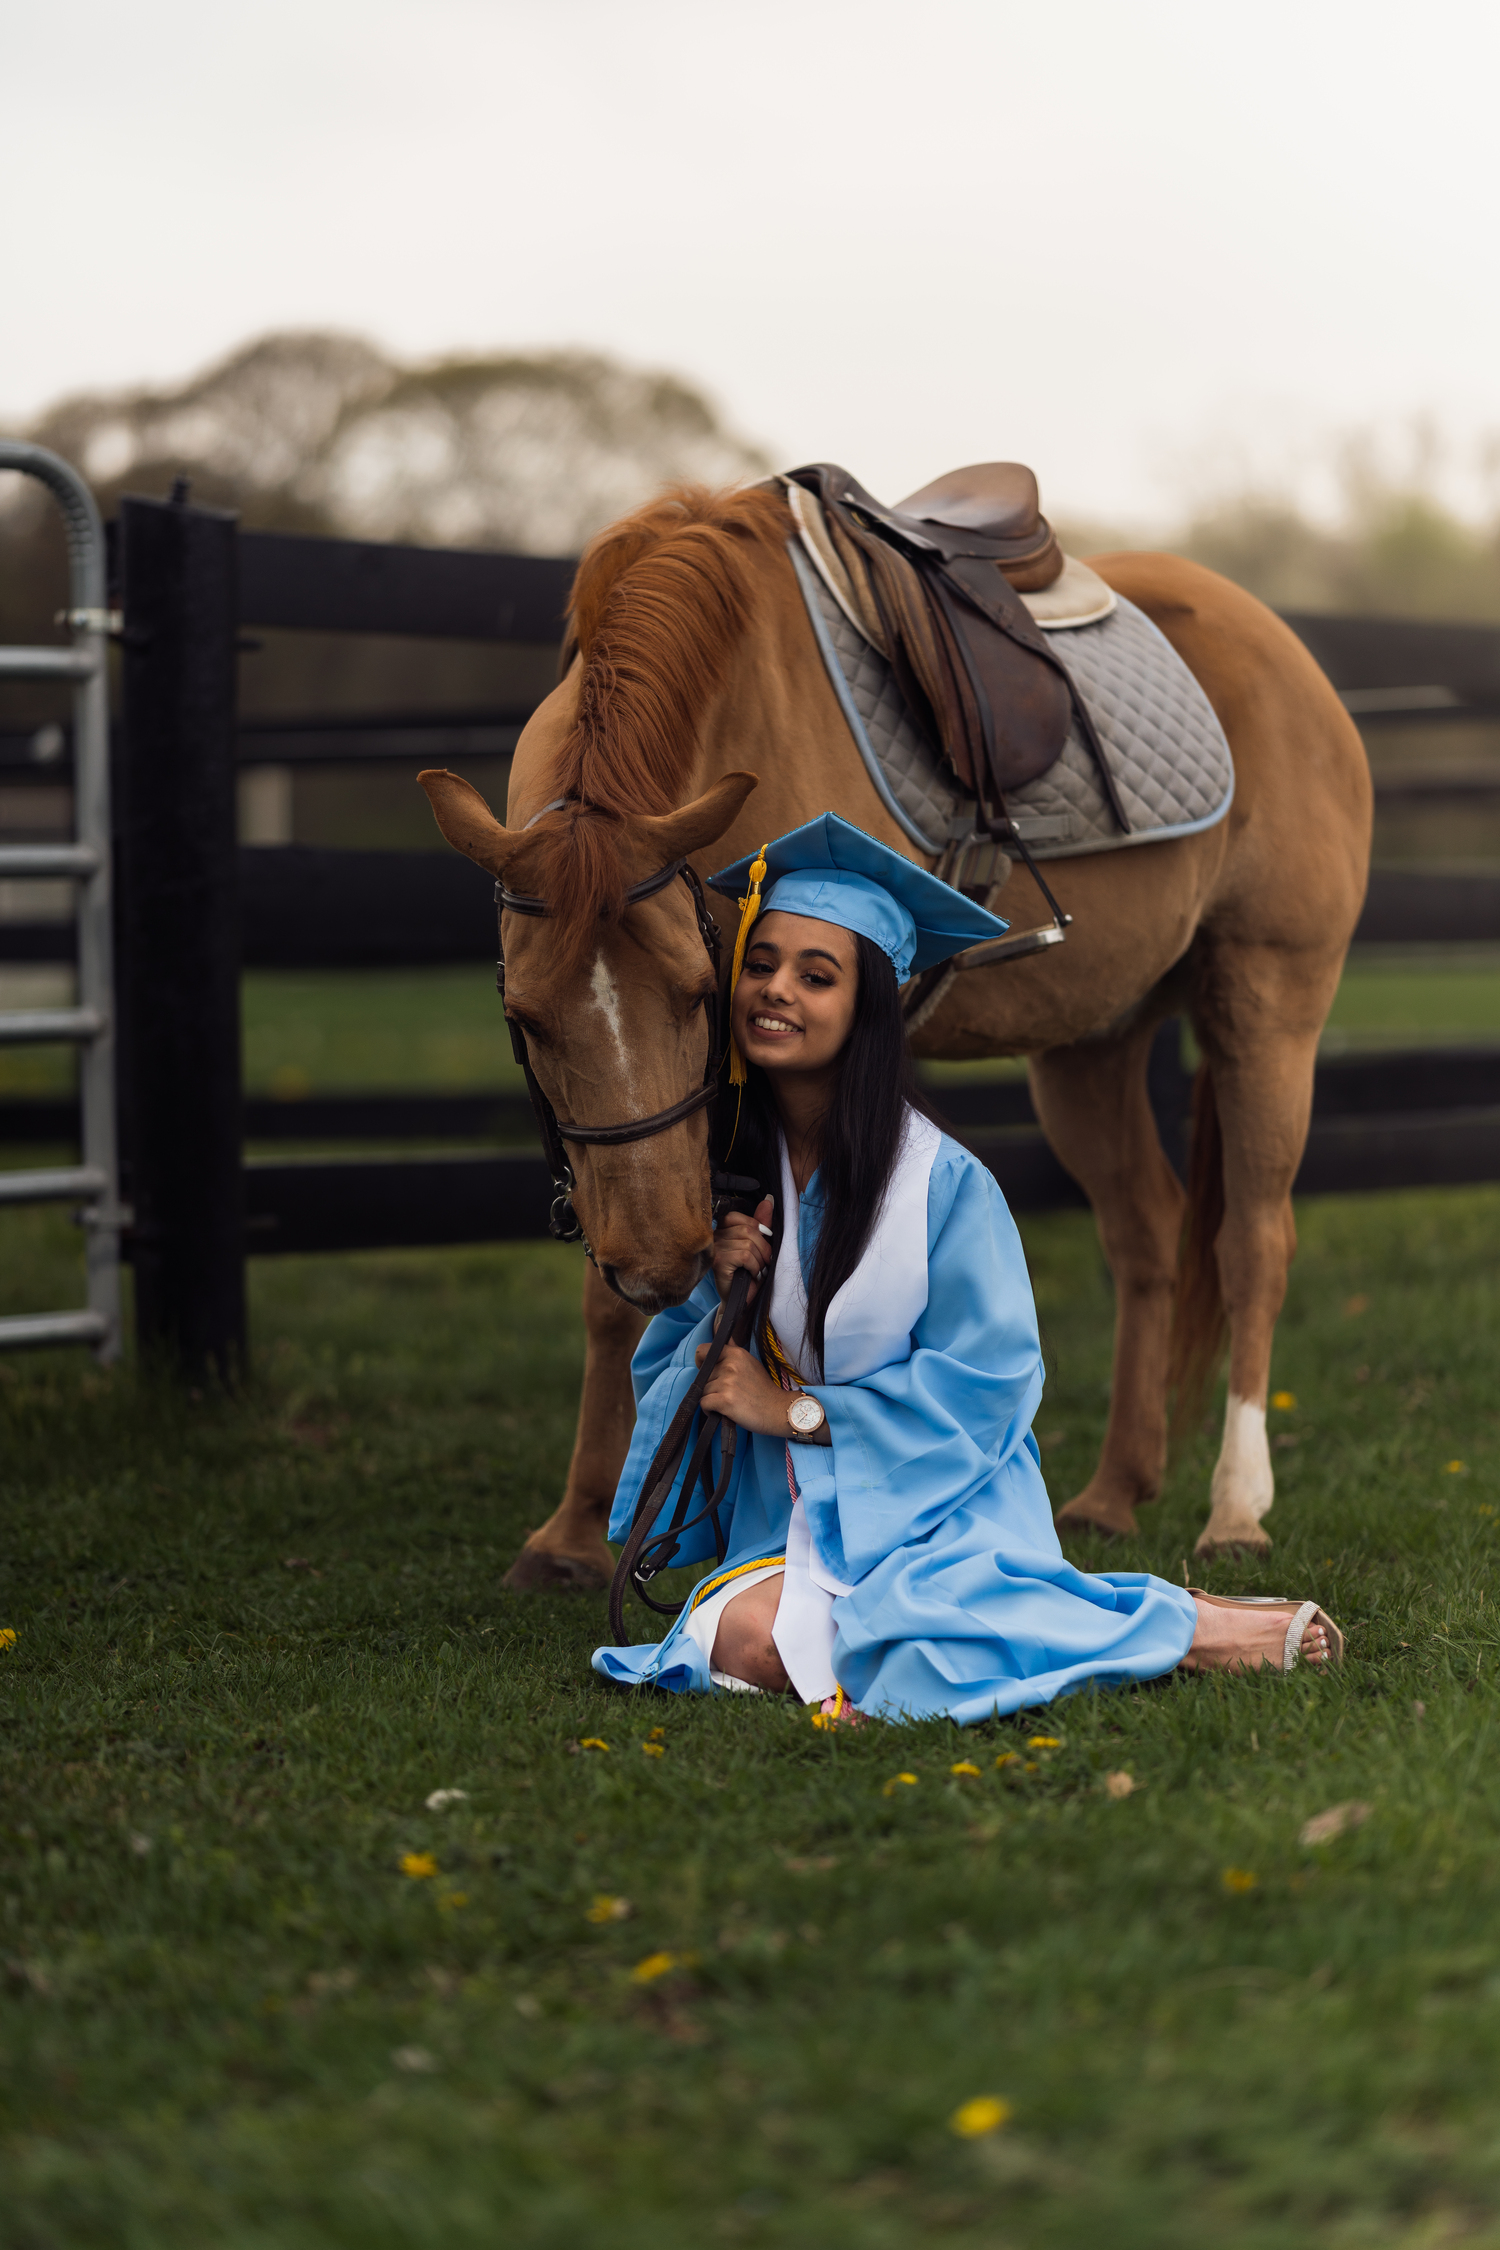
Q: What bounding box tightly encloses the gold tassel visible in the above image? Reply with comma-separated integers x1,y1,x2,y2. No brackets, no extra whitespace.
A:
726,843,769,1086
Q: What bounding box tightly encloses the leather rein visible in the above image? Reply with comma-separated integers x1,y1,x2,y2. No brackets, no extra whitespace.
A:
495,800,727,1249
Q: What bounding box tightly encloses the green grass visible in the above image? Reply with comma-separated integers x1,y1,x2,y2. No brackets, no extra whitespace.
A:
1321,949,1500,1051
241,968,527,1100
3,1182,1500,2247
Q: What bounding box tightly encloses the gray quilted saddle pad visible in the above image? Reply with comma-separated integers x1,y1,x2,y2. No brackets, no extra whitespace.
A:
788,542,1234,861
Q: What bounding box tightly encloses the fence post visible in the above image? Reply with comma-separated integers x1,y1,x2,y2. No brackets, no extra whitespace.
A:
116,489,246,1380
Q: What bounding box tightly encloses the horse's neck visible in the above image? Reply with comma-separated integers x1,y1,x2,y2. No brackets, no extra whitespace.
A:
689,543,884,873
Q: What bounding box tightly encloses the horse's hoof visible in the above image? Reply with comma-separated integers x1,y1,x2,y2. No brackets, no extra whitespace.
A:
1055,1495,1140,1540
1193,1519,1273,1558
503,1544,613,1593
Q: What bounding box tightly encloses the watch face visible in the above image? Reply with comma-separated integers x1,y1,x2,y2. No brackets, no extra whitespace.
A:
788,1394,825,1434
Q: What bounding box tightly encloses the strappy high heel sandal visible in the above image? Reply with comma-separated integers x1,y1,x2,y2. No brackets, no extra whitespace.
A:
1181,1590,1345,1675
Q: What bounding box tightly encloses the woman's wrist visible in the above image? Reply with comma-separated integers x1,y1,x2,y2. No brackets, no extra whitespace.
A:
786,1391,830,1444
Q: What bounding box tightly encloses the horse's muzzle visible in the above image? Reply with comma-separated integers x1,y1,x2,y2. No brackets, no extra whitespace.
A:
598,1245,711,1316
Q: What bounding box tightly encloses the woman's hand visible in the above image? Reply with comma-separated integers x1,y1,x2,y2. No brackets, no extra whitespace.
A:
711,1193,774,1307
694,1339,795,1437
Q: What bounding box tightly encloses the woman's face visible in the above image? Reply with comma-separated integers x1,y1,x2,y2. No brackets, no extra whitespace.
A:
731,910,859,1079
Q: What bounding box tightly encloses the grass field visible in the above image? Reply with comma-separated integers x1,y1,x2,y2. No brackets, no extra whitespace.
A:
4,1171,1500,2247
3,952,1500,2243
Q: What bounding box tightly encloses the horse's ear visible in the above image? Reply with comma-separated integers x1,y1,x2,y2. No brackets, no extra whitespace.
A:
636,771,759,861
418,769,516,875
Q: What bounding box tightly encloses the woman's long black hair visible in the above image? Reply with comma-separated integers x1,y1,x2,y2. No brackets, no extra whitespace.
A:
711,932,943,1380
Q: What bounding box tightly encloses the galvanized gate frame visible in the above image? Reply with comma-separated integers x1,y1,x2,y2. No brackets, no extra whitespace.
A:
0,443,123,1359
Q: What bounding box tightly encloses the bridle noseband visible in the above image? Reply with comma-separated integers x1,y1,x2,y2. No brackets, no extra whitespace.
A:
496,806,726,1251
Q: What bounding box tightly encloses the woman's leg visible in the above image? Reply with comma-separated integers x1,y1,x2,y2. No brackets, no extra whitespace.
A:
712,1573,790,1692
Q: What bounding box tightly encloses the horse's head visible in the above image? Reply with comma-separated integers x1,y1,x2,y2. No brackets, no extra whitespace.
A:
420,480,817,1309
419,764,758,1313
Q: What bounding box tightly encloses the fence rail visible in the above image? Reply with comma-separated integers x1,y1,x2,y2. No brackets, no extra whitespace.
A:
9,854,1500,972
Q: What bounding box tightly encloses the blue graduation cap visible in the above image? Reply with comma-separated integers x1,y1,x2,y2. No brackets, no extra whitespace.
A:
710,812,1008,1081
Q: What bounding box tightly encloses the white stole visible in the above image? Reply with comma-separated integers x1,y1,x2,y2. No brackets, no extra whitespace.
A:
769,1108,940,1384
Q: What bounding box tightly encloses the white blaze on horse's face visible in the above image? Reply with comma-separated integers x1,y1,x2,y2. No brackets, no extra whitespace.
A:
588,951,635,1099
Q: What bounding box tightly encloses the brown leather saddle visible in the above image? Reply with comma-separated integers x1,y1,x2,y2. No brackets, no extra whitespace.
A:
787,462,1129,839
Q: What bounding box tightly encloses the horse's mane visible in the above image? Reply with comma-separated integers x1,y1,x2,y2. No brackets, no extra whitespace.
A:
514,482,790,969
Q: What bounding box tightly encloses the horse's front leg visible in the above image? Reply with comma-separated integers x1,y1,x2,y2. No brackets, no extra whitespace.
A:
1028,1019,1186,1539
503,1260,645,1592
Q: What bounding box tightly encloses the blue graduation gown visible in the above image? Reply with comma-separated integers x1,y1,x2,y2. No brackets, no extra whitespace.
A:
591,1134,1196,1723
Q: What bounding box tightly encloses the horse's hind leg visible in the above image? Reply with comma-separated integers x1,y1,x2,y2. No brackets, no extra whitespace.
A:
1190,940,1336,1556
503,1261,645,1592
1029,1016,1186,1539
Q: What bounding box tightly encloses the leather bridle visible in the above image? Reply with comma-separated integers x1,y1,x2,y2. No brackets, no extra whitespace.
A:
496,802,727,1251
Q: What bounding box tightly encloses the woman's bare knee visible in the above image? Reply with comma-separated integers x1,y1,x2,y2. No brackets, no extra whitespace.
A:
711,1575,789,1692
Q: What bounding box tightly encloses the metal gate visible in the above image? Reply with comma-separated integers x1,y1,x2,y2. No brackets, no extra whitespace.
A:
0,443,122,1358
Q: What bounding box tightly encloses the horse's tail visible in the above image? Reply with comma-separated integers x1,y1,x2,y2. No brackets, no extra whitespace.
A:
1168,1063,1227,1436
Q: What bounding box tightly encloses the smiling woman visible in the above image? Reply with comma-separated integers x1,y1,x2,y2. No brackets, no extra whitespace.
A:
591,815,1343,1722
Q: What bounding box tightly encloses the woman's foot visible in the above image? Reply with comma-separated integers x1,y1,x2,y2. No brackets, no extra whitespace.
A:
1180,1594,1337,1675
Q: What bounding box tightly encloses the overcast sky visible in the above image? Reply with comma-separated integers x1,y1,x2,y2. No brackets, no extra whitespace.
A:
5,0,1498,527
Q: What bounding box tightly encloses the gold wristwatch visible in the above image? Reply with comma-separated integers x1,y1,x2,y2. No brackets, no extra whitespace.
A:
786,1392,827,1440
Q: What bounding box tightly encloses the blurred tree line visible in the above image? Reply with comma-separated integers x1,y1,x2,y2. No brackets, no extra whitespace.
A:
1171,490,1500,622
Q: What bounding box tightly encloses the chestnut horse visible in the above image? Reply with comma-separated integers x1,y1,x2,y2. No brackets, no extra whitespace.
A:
421,482,1370,1582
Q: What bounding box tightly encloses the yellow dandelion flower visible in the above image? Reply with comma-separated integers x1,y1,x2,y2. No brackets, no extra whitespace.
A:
1445,1460,1467,1475
950,1761,982,1777
640,1741,665,1757
881,1772,920,1797
1271,1391,1296,1412
400,1852,438,1880
579,1738,610,1752
950,2095,1012,2138
587,1894,632,1924
1027,1736,1061,1749
647,1726,665,1741
437,1891,469,1911
995,1752,1020,1768
0,1629,16,1650
1023,1761,1039,1773
630,1950,677,1984
1221,1867,1258,1894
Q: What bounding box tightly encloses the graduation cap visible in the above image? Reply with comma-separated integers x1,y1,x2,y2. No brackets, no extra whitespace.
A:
709,812,1009,1083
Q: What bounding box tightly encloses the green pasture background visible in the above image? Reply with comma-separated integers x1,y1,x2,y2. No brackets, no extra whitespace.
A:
2,957,1500,2244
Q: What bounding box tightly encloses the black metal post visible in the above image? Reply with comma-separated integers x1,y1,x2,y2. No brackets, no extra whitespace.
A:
116,490,246,1380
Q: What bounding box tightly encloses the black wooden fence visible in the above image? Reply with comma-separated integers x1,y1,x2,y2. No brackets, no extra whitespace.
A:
4,490,1500,1374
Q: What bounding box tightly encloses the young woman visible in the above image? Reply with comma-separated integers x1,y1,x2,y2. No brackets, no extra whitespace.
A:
591,815,1341,1721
